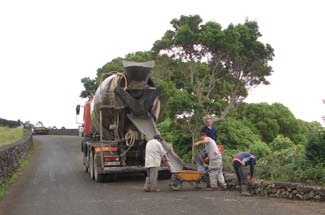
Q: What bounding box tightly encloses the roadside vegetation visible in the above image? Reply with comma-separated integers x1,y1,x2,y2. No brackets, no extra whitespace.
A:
0,127,25,147
80,15,325,185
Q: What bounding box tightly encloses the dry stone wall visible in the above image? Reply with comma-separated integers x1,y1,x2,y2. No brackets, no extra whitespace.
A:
224,173,325,201
0,132,33,187
47,129,78,136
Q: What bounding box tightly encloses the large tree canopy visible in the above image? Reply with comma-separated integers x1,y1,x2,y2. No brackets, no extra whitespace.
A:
237,102,308,144
152,15,274,119
80,77,97,99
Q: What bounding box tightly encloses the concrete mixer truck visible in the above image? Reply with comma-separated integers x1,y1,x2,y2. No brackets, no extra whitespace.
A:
76,61,184,182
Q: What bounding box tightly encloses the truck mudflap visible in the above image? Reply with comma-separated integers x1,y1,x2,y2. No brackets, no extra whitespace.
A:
127,114,184,172
101,166,169,174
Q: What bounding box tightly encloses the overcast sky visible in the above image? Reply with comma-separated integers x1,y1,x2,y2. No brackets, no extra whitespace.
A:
0,0,324,128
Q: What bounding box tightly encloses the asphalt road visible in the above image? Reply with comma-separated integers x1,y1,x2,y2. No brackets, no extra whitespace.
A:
0,135,324,215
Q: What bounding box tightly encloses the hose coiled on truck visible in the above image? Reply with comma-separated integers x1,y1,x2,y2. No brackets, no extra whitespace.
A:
119,130,136,157
110,72,128,91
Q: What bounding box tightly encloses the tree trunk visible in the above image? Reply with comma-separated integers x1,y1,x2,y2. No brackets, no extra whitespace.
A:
191,133,195,164
185,118,196,164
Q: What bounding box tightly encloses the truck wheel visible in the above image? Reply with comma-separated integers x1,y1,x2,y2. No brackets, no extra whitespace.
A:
83,156,88,173
94,155,104,183
81,140,83,152
89,151,95,180
106,173,117,182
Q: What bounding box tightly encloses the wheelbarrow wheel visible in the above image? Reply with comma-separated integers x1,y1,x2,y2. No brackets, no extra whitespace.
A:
169,179,182,191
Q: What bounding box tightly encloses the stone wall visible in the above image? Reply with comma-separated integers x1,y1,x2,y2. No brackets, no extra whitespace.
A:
47,129,78,136
0,132,33,187
224,173,325,201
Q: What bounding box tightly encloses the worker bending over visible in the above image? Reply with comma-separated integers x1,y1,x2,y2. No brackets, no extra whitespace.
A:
233,152,256,196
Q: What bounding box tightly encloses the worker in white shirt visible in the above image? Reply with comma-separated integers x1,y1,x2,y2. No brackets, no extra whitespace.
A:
144,134,169,192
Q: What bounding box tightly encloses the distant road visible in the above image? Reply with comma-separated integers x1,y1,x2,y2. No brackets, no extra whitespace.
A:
0,135,324,215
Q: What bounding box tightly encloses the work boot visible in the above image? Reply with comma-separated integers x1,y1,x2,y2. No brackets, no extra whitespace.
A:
240,185,251,196
205,187,218,191
195,182,202,190
221,185,227,191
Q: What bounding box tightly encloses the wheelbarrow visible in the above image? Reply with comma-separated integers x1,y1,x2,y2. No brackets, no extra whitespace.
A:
169,170,209,191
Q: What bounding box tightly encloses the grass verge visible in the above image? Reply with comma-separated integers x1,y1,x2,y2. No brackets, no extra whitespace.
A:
0,142,34,200
0,127,25,147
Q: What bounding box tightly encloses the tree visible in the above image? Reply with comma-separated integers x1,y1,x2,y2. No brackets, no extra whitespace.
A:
237,103,280,142
237,102,308,144
36,121,44,127
80,77,97,99
153,15,274,120
304,121,323,133
23,120,34,128
156,78,204,163
271,103,307,144
151,15,274,162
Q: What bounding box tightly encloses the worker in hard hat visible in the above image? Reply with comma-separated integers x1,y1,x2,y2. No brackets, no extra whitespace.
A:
232,152,256,196
144,134,169,192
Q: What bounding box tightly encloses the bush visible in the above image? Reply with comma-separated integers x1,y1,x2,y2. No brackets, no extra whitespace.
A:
305,128,325,165
269,135,294,151
249,140,271,157
216,119,261,149
302,164,325,184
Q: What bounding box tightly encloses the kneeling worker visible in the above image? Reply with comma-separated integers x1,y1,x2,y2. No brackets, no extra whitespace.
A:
233,152,256,196
144,134,169,192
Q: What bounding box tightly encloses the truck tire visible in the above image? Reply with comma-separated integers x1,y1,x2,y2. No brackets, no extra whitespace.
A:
94,155,104,183
81,140,83,152
106,173,117,182
89,151,95,180
83,156,88,173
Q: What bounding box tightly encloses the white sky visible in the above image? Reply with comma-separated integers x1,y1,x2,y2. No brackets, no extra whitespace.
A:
0,0,325,128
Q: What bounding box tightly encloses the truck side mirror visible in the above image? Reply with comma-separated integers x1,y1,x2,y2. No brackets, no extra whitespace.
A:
76,105,81,115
